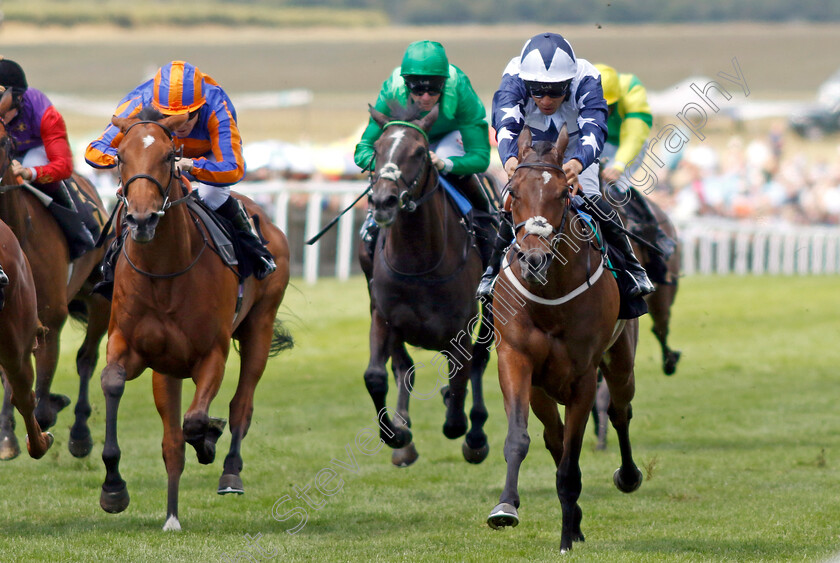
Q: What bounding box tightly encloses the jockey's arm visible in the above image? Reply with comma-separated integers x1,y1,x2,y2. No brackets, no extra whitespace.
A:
186,106,245,186
85,96,142,169
610,78,652,172
29,106,74,183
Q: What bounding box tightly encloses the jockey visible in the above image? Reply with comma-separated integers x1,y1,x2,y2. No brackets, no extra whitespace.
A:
0,56,97,260
85,60,276,282
595,63,676,260
477,32,654,299
354,40,497,274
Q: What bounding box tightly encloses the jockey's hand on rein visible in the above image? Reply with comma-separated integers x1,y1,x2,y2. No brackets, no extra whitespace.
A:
430,151,446,172
11,160,31,181
175,158,194,175
563,158,583,196
504,156,519,179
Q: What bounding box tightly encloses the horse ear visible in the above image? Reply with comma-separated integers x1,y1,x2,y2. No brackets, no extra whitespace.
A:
552,124,569,161
416,104,439,132
517,126,533,160
369,105,389,129
111,116,133,133
161,113,188,132
0,89,12,114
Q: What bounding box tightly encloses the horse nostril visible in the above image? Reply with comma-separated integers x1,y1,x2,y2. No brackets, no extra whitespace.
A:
372,193,399,210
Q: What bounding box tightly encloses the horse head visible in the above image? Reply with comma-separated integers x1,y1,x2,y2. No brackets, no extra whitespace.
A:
111,110,189,243
367,104,439,227
0,89,16,179
510,125,571,284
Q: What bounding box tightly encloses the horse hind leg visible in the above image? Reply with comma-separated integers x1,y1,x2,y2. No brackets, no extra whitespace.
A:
153,371,185,531
0,372,20,460
592,371,610,451
390,342,418,468
647,283,681,376
68,295,110,458
5,359,54,459
462,308,493,464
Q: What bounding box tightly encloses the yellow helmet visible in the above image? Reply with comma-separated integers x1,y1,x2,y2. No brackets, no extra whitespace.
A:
595,64,620,106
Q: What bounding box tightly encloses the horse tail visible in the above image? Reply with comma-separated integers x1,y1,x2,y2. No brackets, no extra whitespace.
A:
269,318,294,357
68,299,90,327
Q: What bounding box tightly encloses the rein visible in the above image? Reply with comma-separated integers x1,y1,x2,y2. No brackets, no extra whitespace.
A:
501,159,606,306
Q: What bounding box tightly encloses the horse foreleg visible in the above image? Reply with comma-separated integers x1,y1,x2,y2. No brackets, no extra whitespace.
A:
32,323,71,431
441,337,471,441
364,310,409,449
556,372,596,552
153,371,185,531
487,346,532,530
100,361,130,514
68,296,109,458
601,321,643,494
0,372,20,460
390,342,418,467
184,348,227,466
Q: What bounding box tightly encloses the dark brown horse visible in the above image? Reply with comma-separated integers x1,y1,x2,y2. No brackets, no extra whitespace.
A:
0,219,53,459
360,105,493,467
0,90,110,461
593,195,681,450
98,112,292,530
486,126,642,552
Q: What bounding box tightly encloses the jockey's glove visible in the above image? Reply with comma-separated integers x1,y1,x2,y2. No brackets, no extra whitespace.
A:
175,158,194,175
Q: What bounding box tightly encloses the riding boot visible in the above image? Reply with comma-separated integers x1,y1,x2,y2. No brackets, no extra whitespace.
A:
38,181,97,260
587,196,654,298
92,232,124,301
476,211,514,299
359,209,379,260
215,196,276,280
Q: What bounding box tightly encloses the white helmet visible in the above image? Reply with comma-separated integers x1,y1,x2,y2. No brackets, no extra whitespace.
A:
518,33,577,83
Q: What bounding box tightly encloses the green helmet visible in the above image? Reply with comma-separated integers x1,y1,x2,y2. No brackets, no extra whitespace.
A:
400,40,449,77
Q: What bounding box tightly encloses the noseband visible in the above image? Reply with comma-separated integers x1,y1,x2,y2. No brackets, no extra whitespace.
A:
369,120,440,212
510,161,571,251
117,120,190,213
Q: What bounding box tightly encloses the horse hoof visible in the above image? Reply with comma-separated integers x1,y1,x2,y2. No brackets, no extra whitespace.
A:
613,467,643,493
25,432,54,459
207,417,227,443
218,473,245,495
487,503,519,529
100,486,130,513
462,440,489,464
0,432,20,461
68,428,93,458
391,442,419,467
663,350,682,376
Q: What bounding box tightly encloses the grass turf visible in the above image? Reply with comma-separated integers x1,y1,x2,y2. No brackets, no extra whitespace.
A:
0,275,838,562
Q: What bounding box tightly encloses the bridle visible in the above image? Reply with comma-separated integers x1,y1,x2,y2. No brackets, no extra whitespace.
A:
116,119,206,279
116,120,192,214
0,117,16,180
509,161,572,253
368,120,441,212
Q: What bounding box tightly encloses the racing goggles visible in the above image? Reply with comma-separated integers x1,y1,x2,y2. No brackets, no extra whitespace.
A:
525,79,572,99
404,75,446,95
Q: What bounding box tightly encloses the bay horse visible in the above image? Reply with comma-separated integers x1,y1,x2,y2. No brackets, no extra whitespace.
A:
360,105,493,467
0,219,53,459
98,111,292,530
0,89,110,461
486,126,643,552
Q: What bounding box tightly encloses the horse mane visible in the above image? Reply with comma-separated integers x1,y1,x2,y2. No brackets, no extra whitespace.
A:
137,105,166,122
386,102,423,123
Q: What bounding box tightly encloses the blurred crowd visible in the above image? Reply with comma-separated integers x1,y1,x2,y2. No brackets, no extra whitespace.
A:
644,127,840,226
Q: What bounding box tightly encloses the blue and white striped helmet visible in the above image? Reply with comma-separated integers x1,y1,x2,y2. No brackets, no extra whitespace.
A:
518,33,577,83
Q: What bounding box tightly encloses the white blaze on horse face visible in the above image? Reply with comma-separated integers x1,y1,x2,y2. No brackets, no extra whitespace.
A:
142,135,155,149
542,171,552,184
379,163,402,182
386,129,406,163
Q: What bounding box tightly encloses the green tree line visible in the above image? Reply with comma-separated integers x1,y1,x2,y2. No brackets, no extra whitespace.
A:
4,0,839,27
